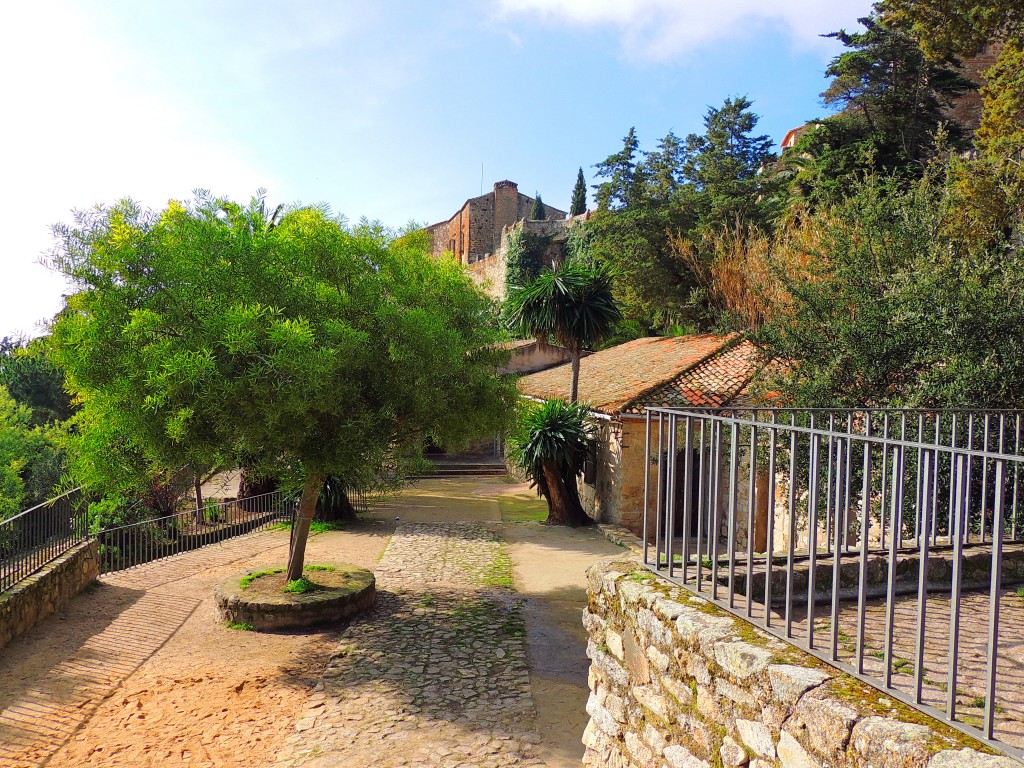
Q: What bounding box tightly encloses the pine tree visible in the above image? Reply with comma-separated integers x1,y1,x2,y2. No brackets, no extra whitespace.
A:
569,168,587,216
530,192,546,220
594,127,643,210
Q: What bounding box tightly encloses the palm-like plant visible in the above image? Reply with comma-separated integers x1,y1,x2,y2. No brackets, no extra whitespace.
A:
505,260,621,403
507,399,593,526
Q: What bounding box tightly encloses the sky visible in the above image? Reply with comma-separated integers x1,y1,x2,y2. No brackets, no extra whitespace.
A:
0,0,874,340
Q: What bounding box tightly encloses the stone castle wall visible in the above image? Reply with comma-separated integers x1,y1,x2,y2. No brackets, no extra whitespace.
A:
582,558,1019,768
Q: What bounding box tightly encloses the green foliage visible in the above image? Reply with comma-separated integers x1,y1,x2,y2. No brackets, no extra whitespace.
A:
283,576,317,594
505,259,620,401
791,14,974,204
530,192,546,221
503,226,550,294
977,42,1024,165
506,398,593,500
0,336,75,427
569,167,587,217
225,621,257,631
756,158,1024,408
594,127,643,210
883,0,1024,58
682,97,778,230
48,192,516,495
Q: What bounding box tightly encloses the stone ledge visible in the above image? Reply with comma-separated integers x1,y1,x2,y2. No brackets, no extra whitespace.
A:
598,524,644,556
0,539,99,650
582,558,1023,768
214,562,376,631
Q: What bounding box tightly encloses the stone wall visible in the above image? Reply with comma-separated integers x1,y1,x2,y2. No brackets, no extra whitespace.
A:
583,558,1020,768
0,540,99,650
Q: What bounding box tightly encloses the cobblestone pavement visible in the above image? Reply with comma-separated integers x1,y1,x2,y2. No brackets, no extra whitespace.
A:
274,522,545,768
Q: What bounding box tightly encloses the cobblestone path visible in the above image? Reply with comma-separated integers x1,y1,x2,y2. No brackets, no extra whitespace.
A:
274,522,545,768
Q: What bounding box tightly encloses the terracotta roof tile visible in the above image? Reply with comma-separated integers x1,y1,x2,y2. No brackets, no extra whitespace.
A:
517,334,760,415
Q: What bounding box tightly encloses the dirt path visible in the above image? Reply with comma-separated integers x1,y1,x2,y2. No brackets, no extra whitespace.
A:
0,524,393,768
0,477,625,767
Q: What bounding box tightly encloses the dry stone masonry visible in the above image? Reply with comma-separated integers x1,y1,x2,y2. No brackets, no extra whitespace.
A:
582,559,1022,768
274,522,544,768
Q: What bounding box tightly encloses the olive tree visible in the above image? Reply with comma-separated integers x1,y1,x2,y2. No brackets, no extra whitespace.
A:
49,192,516,580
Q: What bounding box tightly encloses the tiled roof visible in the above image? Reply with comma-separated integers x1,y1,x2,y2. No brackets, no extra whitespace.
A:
517,334,761,415
622,339,760,413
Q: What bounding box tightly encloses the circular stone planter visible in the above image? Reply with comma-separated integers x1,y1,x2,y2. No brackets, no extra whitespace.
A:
214,562,376,631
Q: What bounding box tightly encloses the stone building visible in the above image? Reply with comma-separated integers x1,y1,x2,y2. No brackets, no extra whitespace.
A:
517,334,764,535
424,180,569,301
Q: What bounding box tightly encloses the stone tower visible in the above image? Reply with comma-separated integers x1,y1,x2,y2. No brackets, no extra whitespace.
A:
492,180,520,253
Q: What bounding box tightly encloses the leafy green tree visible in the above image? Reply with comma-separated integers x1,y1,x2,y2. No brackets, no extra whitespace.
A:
49,192,516,581
530,193,546,220
883,0,1023,59
756,160,1024,408
790,14,974,204
0,336,75,427
594,127,644,210
507,399,593,526
505,260,621,403
0,387,46,518
504,226,550,295
976,42,1024,164
682,98,777,230
569,168,587,216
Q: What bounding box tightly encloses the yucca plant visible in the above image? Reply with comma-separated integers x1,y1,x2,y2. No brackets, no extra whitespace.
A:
507,399,594,526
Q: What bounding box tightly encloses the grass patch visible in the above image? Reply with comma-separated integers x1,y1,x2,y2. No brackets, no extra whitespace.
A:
497,494,547,523
241,567,284,589
283,577,317,594
225,621,257,631
483,548,516,590
266,520,350,533
304,564,336,572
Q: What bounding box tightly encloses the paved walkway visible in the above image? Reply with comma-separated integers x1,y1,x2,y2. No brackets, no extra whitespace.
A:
274,522,544,768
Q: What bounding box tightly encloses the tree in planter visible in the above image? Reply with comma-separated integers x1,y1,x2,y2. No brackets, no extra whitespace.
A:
49,192,516,582
508,399,593,526
505,260,621,403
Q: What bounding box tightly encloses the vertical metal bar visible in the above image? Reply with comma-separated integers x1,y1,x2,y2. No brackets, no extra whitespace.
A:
966,414,976,543
695,418,707,591
785,421,798,640
932,415,942,547
947,414,959,541
807,415,821,650
655,412,664,570
982,415,991,544
985,458,1007,739
884,442,905,689
765,417,778,628
843,413,854,553
855,415,872,674
643,410,652,565
914,448,933,704
711,420,723,601
830,435,845,661
947,454,967,719
681,416,694,584
880,413,890,551
727,421,740,609
667,414,678,578
1013,414,1021,542
825,414,835,555
747,422,758,618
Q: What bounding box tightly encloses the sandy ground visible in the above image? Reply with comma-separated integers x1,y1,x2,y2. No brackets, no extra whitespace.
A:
0,477,624,768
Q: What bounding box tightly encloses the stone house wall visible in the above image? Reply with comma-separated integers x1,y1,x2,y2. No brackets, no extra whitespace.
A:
583,558,1020,768
0,540,99,650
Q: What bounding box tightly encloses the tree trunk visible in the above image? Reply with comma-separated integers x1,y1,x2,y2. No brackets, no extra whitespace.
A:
237,469,279,512
286,472,325,581
193,472,204,526
569,349,581,403
318,485,358,522
541,459,591,526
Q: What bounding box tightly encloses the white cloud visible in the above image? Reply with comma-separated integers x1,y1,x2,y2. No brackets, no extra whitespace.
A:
496,0,872,60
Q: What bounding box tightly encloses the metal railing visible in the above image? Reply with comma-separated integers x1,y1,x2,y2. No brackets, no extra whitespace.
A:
0,488,89,592
642,408,1024,758
96,490,294,574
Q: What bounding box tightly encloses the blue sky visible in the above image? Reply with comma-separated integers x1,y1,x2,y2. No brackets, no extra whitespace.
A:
1,0,873,339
